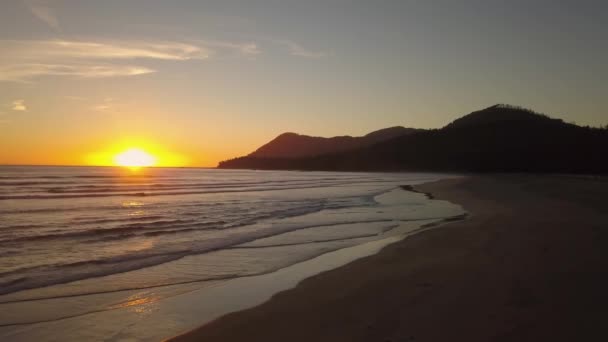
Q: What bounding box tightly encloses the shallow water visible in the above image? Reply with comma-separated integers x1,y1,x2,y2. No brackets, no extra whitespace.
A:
0,166,464,341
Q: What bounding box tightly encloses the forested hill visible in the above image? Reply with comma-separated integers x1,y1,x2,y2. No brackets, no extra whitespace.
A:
219,105,608,173
247,126,419,159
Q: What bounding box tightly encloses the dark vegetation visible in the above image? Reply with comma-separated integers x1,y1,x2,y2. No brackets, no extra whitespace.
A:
219,105,608,173
248,126,419,158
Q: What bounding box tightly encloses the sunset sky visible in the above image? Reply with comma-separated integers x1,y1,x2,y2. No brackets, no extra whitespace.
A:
1,0,607,166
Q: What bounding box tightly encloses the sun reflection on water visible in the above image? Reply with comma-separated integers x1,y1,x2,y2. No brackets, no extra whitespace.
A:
110,294,162,314
122,201,144,207
121,201,147,216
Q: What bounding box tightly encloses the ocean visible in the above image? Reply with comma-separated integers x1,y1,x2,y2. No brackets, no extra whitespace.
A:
0,166,464,341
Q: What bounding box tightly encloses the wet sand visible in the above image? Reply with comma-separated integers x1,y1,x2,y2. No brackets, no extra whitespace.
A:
170,175,608,342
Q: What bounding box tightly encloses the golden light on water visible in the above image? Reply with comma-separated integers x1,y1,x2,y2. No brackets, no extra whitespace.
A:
113,148,157,167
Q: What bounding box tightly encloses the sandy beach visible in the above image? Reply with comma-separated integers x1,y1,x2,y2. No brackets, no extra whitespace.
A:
170,175,608,342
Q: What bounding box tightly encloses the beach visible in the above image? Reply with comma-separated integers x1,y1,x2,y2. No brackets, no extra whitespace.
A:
171,175,608,341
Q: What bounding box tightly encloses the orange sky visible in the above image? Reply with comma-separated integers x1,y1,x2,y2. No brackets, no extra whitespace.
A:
1,1,607,167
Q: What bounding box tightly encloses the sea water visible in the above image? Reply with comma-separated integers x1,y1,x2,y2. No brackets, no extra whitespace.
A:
0,166,464,341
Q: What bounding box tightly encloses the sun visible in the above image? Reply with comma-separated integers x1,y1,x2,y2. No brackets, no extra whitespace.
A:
113,148,157,168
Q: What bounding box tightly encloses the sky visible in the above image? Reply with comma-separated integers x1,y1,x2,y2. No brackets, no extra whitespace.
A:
0,0,607,166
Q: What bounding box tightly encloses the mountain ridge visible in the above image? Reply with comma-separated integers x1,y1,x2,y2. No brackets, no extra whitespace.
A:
219,105,608,173
248,126,419,159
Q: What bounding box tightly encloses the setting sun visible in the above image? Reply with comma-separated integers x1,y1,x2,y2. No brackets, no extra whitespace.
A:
85,139,189,167
113,148,157,167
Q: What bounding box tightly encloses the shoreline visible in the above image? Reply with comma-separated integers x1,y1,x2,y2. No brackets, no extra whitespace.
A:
0,177,461,342
170,175,608,341
166,177,467,341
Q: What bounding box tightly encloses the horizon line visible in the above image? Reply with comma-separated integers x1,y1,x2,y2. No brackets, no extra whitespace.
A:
0,163,217,169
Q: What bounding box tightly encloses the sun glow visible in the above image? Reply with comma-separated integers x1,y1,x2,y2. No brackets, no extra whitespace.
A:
85,139,189,167
113,148,157,167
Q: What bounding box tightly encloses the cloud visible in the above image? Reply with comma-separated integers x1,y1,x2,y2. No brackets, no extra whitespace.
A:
25,0,60,31
274,40,328,59
235,42,261,55
199,40,261,56
0,39,208,82
92,98,115,112
63,95,87,101
93,104,111,111
0,63,155,82
12,100,27,111
0,39,257,82
2,40,208,61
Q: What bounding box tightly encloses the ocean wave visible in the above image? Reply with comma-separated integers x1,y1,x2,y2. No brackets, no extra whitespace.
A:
2,178,394,198
0,181,78,186
0,169,458,312
0,224,44,231
0,183,358,200
0,201,333,244
0,219,199,244
228,228,398,249
0,251,190,297
69,215,166,224
0,221,402,308
0,214,401,296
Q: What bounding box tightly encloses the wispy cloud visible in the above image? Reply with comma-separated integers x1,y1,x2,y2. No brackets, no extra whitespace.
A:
2,40,208,61
92,98,116,112
0,39,207,82
25,0,60,31
0,39,259,82
0,63,155,82
93,104,111,111
12,99,27,111
232,42,261,55
199,40,261,56
273,39,328,59
63,95,87,101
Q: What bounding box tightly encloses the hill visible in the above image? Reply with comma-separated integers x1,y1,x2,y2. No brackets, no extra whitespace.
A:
218,105,608,173
444,104,562,129
248,126,418,159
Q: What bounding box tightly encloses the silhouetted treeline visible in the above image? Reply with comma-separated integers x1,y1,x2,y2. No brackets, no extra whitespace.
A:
219,105,608,173
248,127,419,159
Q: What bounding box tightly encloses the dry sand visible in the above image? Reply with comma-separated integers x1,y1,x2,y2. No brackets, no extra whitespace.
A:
169,175,608,341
